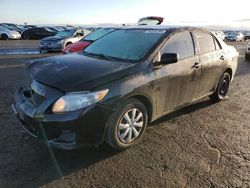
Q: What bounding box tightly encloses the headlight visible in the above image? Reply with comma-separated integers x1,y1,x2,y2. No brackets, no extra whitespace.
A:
52,89,109,113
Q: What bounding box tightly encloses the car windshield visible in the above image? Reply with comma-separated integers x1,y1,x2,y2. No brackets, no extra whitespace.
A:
56,30,75,37
1,23,17,30
44,27,54,32
82,28,115,41
47,27,58,32
228,32,236,36
83,29,165,62
17,25,24,30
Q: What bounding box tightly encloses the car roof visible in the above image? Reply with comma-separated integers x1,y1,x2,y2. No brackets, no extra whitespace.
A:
117,25,212,35
123,24,206,31
97,26,124,29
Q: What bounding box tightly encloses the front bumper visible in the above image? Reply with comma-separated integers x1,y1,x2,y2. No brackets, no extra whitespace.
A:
9,35,21,39
226,38,237,41
13,88,114,149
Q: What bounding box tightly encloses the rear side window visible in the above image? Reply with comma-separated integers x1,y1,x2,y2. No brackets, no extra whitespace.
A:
194,31,216,54
161,31,195,60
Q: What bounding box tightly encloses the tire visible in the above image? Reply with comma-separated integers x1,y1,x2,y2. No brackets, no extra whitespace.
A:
245,53,250,61
65,42,72,46
1,34,8,40
210,72,231,103
105,98,148,150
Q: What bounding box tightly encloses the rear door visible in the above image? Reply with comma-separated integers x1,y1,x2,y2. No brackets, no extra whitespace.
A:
32,28,41,39
35,28,49,39
193,30,227,98
154,30,202,115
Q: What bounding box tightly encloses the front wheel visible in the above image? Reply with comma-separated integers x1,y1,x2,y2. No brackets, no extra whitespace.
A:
210,72,231,102
105,98,148,150
1,34,8,40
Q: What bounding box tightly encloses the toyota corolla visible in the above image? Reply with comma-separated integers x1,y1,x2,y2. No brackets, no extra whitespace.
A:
13,26,238,150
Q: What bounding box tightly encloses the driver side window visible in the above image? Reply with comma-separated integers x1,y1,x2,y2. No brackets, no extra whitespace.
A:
161,31,195,60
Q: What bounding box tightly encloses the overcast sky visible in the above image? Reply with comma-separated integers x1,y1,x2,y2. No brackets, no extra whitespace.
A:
0,0,250,25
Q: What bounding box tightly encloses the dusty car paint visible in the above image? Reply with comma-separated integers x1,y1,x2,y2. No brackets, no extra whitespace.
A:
13,26,238,149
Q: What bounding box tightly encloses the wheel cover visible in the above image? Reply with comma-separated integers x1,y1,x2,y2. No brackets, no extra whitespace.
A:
117,108,144,144
219,76,230,96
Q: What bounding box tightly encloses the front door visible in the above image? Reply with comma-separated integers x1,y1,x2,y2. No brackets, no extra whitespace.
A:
153,30,201,116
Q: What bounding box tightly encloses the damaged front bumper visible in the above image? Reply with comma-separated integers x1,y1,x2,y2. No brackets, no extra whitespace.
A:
12,88,114,150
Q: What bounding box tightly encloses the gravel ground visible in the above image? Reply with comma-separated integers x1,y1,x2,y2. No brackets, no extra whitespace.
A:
0,41,249,188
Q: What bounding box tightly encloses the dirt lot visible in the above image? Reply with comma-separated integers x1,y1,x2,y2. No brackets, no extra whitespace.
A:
0,41,250,188
0,40,39,50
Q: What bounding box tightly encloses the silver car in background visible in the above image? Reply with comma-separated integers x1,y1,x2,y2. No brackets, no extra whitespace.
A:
0,25,21,40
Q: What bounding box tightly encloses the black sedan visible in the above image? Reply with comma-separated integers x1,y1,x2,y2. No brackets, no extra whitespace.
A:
21,27,57,40
13,26,238,150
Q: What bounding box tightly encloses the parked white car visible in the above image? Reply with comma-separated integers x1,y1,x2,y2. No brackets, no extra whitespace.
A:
245,42,250,61
0,26,21,40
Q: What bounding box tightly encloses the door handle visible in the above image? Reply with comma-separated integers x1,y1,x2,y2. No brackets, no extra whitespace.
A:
220,55,225,60
192,62,200,69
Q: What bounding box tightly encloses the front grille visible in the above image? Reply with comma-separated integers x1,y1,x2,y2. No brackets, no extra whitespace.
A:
31,91,46,106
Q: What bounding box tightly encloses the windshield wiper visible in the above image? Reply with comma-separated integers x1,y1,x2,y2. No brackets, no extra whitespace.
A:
82,51,136,63
82,51,118,61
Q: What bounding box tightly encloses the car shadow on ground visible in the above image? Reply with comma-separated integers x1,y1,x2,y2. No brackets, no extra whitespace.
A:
34,142,120,187
39,99,215,186
30,98,213,187
150,99,214,126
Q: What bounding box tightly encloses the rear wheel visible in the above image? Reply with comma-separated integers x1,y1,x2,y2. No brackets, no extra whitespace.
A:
65,42,72,46
1,34,8,40
210,72,231,102
63,42,72,51
105,98,148,150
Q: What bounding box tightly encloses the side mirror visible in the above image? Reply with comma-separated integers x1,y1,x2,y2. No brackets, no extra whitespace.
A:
154,53,178,67
160,53,179,64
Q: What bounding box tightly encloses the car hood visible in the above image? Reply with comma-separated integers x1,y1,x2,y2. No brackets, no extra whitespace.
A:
26,54,135,92
64,41,91,53
9,30,20,35
41,36,68,42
